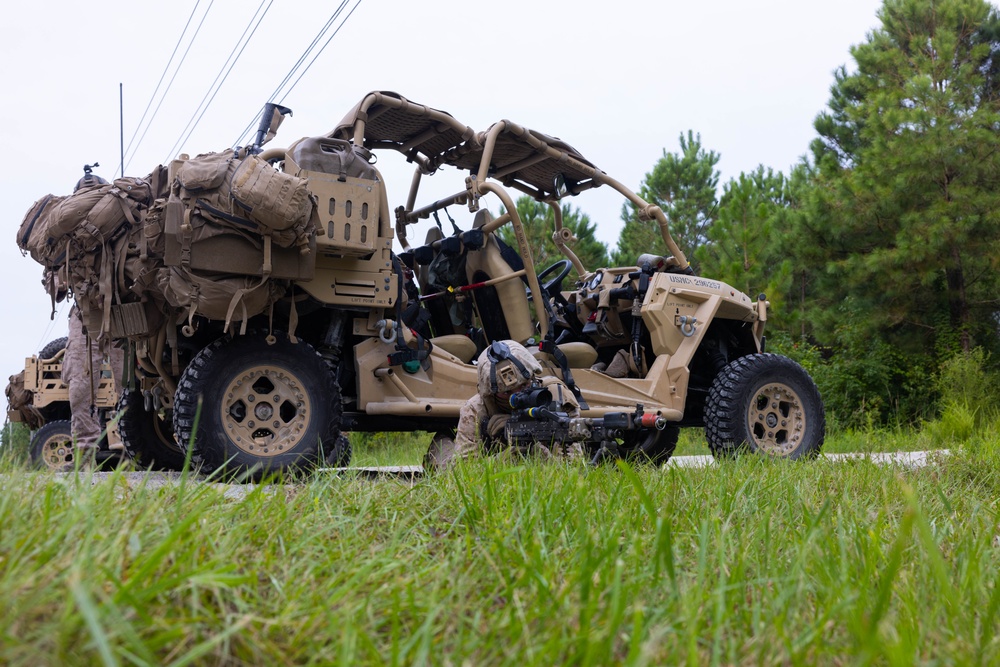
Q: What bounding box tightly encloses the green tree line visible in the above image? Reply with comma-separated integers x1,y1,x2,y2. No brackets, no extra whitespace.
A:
507,0,1000,428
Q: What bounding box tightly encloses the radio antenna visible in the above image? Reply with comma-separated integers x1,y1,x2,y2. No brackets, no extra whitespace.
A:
119,83,125,178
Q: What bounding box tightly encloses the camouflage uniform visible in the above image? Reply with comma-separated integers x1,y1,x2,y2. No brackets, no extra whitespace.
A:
57,170,121,458
62,305,123,452
450,340,583,464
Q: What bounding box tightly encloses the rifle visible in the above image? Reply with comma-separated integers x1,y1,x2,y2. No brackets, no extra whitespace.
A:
502,388,667,464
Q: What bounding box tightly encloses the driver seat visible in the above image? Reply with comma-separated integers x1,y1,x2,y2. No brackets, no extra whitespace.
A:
464,210,535,344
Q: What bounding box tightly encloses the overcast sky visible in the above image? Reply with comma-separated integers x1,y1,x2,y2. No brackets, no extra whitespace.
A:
0,0,883,399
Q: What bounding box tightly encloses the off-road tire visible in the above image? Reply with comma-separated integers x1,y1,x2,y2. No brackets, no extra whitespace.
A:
624,425,680,466
38,337,68,360
173,333,342,479
323,433,352,468
704,353,824,459
118,389,188,471
29,420,74,470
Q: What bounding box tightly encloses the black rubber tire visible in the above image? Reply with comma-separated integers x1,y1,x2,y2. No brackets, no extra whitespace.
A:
118,389,188,471
323,433,352,468
624,425,680,465
173,333,342,479
704,353,825,460
38,337,68,360
29,420,74,470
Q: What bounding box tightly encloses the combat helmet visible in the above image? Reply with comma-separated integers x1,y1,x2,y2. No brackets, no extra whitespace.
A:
73,163,109,193
477,340,542,396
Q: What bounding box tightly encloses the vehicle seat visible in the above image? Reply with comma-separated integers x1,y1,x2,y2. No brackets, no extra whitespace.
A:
530,341,598,369
464,210,535,343
555,341,598,368
413,226,465,337
430,334,478,363
417,227,444,295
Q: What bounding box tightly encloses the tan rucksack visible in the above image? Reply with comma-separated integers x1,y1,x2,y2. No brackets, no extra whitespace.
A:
169,149,317,251
17,194,68,266
5,370,44,430
17,177,152,267
131,149,319,337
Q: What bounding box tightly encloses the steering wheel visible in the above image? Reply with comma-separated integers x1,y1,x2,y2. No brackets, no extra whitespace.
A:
534,259,574,299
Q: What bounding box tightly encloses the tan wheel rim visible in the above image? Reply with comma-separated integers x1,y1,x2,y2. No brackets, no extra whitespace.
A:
747,382,806,456
221,365,311,458
40,433,73,470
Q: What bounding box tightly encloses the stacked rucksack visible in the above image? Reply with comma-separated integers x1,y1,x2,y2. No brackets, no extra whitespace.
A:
16,147,319,349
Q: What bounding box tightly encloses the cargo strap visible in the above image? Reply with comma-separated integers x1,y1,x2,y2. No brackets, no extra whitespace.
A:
166,322,180,376
388,253,432,369
630,270,652,374
387,329,434,368
537,339,589,410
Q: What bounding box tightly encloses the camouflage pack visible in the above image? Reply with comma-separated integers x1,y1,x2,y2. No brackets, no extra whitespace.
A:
170,149,317,252
5,370,44,430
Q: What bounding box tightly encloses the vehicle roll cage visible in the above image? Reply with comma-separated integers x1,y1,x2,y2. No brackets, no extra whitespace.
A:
327,90,691,339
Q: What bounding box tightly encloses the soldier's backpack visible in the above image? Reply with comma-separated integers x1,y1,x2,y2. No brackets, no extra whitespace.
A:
17,177,154,337
5,370,44,430
17,194,67,266
167,149,317,253
17,177,151,268
136,149,318,337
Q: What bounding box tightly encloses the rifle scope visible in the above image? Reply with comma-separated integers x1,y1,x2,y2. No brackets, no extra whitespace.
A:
508,387,552,410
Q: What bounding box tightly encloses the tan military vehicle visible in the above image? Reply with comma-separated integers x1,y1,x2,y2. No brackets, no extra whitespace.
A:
18,91,824,477
5,338,123,470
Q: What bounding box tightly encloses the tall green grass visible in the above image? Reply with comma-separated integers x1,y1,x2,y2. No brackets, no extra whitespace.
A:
2,436,998,665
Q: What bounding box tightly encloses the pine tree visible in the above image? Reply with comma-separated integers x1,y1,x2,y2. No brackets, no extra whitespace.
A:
697,166,794,327
614,131,719,268
804,0,1000,354
498,197,609,279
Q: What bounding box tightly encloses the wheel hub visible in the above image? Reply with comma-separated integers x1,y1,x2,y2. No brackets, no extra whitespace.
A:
221,366,311,458
41,435,73,470
748,383,806,456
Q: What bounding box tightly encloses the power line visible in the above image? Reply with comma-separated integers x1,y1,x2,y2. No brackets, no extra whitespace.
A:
279,0,364,104
119,0,203,178
163,0,274,163
231,0,361,148
123,0,216,173
231,0,348,147
267,2,347,104
34,301,67,354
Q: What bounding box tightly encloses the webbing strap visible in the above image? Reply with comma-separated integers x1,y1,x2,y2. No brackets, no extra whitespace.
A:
99,246,114,338
387,329,434,367
166,321,180,376
113,236,129,306
287,294,299,343
85,328,96,408
223,276,271,336
538,340,589,410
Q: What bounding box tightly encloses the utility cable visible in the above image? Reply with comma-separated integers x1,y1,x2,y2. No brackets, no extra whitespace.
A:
123,0,216,173
267,1,346,104
164,0,274,163
118,0,203,178
231,0,348,147
34,301,67,353
278,0,364,105
231,0,358,148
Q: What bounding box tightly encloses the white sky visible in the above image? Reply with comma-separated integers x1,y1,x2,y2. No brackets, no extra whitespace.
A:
0,0,883,395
